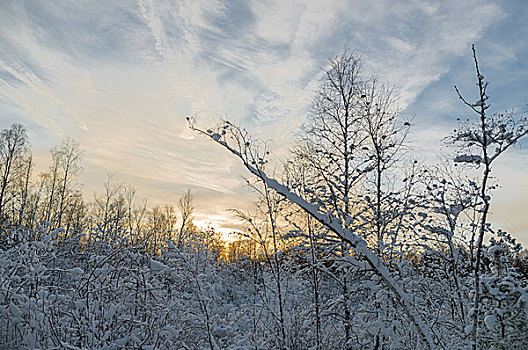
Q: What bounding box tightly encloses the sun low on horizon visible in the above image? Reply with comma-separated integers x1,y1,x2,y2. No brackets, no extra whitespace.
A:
1,0,528,246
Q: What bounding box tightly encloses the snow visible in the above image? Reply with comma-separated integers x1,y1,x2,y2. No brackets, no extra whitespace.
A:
67,267,84,276
454,154,483,164
487,246,501,255
150,258,169,272
484,314,497,330
1,220,526,349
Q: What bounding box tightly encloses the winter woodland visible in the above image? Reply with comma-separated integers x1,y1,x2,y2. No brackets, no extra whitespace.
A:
1,47,527,349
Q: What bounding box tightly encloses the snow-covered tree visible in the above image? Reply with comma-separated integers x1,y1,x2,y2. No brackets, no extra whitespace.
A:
449,45,528,350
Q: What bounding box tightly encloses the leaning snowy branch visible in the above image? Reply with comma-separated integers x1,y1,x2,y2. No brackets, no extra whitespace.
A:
188,117,436,350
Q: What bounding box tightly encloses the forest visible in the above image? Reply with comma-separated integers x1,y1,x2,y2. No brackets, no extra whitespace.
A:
1,48,527,349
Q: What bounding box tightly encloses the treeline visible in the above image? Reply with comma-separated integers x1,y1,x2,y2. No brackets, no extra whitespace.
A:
0,125,228,254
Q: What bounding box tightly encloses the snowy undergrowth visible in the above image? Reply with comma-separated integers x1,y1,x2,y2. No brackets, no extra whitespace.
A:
1,226,527,349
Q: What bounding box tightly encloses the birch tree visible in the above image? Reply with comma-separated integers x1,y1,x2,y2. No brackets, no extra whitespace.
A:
0,124,30,223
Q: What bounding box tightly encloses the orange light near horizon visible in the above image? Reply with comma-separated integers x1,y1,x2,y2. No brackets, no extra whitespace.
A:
193,218,243,243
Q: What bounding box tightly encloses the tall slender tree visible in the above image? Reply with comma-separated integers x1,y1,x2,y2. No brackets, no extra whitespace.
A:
451,45,528,350
177,189,195,248
54,138,83,230
0,124,30,222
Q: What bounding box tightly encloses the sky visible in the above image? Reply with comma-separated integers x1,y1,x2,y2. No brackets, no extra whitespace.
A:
1,0,527,244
